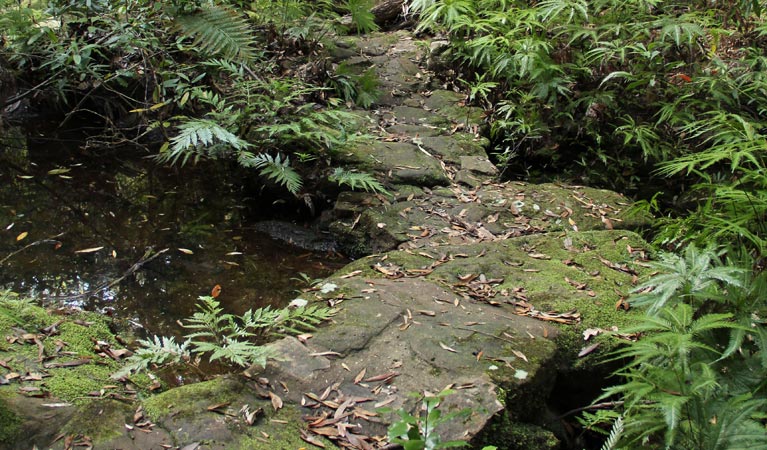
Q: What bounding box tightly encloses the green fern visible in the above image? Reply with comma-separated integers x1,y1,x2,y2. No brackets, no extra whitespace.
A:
630,244,745,314
345,0,379,34
174,4,258,64
329,168,389,195
599,415,623,450
112,296,336,377
239,152,303,194
111,336,191,379
161,118,252,166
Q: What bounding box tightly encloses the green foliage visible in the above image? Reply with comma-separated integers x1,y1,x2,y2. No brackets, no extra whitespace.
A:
329,63,380,108
111,336,192,379
0,291,38,328
344,0,379,35
1,0,367,197
174,3,259,63
383,389,471,450
240,152,303,194
159,118,252,166
599,303,765,449
329,168,389,195
599,416,623,450
407,0,767,201
594,247,767,449
113,296,335,378
630,245,746,314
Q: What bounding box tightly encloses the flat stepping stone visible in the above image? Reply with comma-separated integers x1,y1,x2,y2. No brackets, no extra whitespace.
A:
327,181,651,256
253,229,651,447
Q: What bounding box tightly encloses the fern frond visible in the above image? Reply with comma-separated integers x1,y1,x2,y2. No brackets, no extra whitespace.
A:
175,4,258,63
161,118,251,166
345,0,379,34
329,168,389,195
599,415,623,450
239,152,303,194
111,336,191,379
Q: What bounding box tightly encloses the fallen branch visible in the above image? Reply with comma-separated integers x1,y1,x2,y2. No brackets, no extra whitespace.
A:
0,233,65,265
46,247,168,301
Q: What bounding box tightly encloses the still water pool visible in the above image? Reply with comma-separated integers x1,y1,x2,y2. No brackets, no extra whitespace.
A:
0,126,346,338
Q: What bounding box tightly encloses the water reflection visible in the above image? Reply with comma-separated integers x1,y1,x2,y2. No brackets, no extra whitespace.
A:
0,126,346,337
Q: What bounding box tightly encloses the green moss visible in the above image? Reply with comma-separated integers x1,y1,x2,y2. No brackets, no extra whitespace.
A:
60,399,132,441
143,377,243,421
0,393,22,445
232,405,338,450
472,412,559,450
45,363,117,402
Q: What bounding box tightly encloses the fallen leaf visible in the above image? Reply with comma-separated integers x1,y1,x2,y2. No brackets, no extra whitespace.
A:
511,350,528,362
268,392,283,410
363,372,399,383
439,342,457,353
309,351,342,357
74,246,104,254
578,343,600,357
48,168,71,175
211,284,222,298
206,402,231,412
374,397,396,408
339,270,362,279
354,368,366,384
15,232,28,241
300,430,326,448
178,248,194,255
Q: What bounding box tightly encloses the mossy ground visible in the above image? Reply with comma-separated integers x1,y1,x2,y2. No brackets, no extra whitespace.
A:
143,376,337,449
0,298,137,403
0,391,21,445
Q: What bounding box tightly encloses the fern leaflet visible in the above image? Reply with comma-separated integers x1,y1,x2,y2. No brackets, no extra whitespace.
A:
329,168,389,195
174,4,258,64
239,152,303,194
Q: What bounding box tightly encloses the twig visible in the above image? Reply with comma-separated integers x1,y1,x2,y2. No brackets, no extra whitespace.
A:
46,248,169,301
0,233,65,265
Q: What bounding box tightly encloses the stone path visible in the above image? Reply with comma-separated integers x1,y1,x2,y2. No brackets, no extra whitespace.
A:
242,31,653,450
0,30,653,450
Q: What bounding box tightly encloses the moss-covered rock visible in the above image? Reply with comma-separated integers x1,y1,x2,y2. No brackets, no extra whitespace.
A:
0,393,21,446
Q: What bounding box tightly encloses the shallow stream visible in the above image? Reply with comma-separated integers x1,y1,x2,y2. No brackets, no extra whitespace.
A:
0,126,346,338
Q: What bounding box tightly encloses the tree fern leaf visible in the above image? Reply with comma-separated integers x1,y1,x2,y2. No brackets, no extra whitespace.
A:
174,4,258,63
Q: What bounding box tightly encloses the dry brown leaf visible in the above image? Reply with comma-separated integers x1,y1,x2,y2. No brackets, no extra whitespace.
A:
511,349,528,362
354,368,367,384
75,246,104,254
439,342,457,353
268,392,283,410
310,351,342,357
340,270,362,279
578,343,600,357
364,372,399,383
206,402,231,412
374,397,396,408
300,430,325,448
